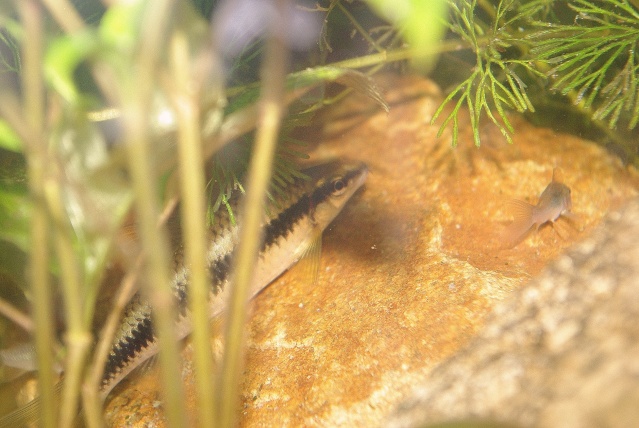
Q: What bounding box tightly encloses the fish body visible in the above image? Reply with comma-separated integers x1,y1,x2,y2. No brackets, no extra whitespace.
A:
103,161,368,397
0,161,368,425
505,169,572,247
0,343,63,384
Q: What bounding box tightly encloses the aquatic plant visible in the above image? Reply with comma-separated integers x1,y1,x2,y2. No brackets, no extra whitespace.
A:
433,0,639,152
0,0,422,427
1,0,639,427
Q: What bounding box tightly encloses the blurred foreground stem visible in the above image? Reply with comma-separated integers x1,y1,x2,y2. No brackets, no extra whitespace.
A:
171,32,216,428
45,180,91,428
40,0,84,33
219,0,290,426
0,297,33,333
82,257,142,428
122,0,188,426
18,1,57,427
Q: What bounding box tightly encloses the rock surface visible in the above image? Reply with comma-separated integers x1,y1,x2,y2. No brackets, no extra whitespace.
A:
385,196,639,428
104,74,639,427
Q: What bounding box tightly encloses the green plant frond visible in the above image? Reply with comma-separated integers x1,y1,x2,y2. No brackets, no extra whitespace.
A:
264,137,311,212
573,0,639,21
206,141,249,225
493,0,521,30
516,0,561,22
447,1,478,49
594,53,639,128
433,0,542,146
528,0,639,129
275,136,311,163
205,133,310,225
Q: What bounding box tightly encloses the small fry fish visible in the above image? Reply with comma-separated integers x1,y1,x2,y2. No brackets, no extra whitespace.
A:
504,168,573,247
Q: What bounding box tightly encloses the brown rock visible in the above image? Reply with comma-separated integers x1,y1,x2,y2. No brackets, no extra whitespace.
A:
104,74,639,426
385,196,639,428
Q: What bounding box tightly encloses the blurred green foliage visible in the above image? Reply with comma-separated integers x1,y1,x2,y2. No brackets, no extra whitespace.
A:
4,0,639,424
432,0,639,152
1,0,638,312
1,0,637,334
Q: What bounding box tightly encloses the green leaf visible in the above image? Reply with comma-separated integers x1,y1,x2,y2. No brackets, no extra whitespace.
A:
0,150,29,252
364,0,448,70
0,187,30,252
0,120,23,153
44,31,99,104
49,119,133,292
528,0,639,129
99,0,144,52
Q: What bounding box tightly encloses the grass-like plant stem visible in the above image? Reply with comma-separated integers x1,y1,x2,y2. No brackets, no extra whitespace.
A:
170,32,217,428
40,0,84,33
121,0,188,426
46,180,91,428
16,2,58,427
218,0,291,425
82,258,142,428
0,297,32,332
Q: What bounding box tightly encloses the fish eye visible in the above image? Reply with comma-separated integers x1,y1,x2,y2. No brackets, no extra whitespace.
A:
331,178,346,195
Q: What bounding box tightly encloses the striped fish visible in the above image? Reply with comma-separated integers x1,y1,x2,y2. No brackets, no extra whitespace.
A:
0,160,368,426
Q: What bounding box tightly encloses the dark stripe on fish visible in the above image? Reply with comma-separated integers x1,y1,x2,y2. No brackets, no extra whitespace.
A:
209,253,231,292
103,309,154,388
100,161,366,393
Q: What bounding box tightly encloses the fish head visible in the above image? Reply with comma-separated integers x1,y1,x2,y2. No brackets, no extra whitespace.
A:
536,181,572,222
305,161,368,229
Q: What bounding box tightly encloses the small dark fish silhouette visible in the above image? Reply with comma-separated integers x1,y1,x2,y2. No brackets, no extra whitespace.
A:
504,169,573,247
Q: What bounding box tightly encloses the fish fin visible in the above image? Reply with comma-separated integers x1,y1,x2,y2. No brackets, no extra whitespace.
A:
296,232,323,285
552,213,581,239
502,199,535,248
136,354,157,376
0,378,63,428
551,219,569,240
508,199,534,221
560,210,579,224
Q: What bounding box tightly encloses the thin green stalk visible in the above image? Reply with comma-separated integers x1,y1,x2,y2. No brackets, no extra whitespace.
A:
307,62,387,111
329,38,465,70
477,0,497,21
533,59,634,163
0,93,32,150
82,256,143,428
40,0,84,33
27,166,57,428
170,32,216,428
0,296,33,333
125,103,187,428
337,1,385,53
218,0,290,426
123,0,188,426
18,1,57,427
44,180,91,428
193,38,469,165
